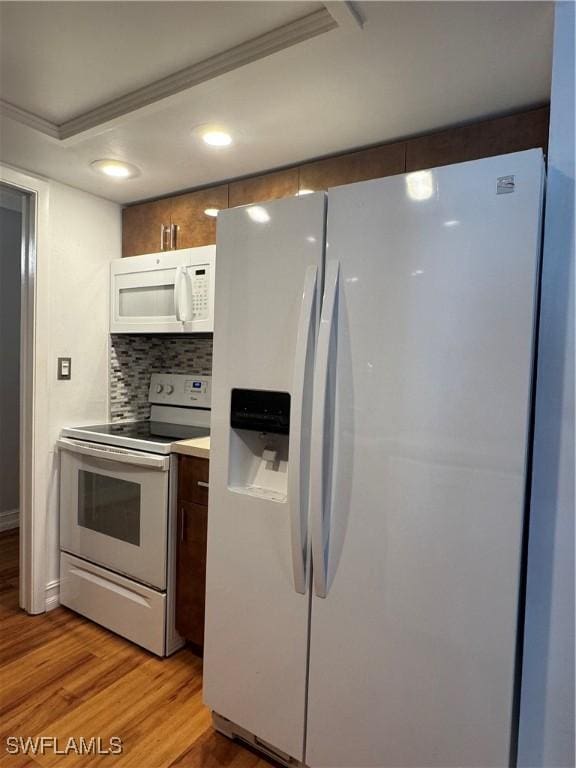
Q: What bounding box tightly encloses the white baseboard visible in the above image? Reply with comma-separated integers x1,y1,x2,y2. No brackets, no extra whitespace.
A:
45,579,60,611
0,508,19,532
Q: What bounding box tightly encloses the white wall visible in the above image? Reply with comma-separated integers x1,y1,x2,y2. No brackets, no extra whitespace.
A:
518,2,575,766
43,180,121,586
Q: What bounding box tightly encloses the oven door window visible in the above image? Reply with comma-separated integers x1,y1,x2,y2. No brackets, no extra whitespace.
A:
78,470,141,546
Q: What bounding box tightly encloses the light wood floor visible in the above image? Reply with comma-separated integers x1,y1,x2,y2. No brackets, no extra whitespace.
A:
0,530,273,768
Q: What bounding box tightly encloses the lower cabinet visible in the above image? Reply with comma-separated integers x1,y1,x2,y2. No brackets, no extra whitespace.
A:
175,455,209,648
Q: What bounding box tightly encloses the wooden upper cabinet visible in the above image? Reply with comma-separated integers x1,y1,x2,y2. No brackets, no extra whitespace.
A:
228,168,299,208
299,142,406,192
170,184,229,249
122,184,229,257
405,107,550,172
122,197,173,258
122,108,549,257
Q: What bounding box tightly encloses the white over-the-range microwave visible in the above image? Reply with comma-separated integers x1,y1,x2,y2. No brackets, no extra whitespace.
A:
110,246,215,333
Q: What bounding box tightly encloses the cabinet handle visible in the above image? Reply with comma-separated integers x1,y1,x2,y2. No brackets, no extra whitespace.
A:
197,481,209,489
160,224,171,251
170,224,179,250
180,508,186,542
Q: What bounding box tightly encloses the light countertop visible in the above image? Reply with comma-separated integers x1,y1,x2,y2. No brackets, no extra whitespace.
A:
171,436,210,459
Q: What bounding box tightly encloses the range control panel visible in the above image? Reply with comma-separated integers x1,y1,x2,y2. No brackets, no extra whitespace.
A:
148,373,212,408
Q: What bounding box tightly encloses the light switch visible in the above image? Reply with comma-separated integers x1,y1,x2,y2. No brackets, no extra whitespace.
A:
58,357,71,380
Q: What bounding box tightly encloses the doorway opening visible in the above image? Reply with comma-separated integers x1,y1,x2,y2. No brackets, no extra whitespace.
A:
0,168,49,616
0,183,29,602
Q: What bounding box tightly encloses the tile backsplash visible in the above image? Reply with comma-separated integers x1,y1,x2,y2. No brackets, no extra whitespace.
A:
110,335,213,421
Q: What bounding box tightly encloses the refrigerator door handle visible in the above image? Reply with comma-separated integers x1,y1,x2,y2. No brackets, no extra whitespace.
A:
288,264,318,594
310,260,339,598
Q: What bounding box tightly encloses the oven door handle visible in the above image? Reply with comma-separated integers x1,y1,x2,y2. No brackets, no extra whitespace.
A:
57,438,170,471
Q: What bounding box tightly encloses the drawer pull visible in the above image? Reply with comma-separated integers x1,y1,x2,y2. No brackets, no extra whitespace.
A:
197,481,209,489
180,509,186,542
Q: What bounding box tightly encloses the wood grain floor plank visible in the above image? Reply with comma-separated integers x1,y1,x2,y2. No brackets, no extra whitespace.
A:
0,531,272,768
32,655,203,766
0,688,84,749
168,728,262,768
112,691,211,768
0,751,42,768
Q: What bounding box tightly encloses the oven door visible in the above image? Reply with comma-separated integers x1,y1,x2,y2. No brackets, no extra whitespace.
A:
58,438,170,590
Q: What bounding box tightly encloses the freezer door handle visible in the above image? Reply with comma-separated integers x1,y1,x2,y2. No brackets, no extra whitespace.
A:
310,260,339,598
288,264,318,594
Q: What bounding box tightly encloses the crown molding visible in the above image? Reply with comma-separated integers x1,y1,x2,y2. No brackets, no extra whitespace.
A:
0,100,60,139
1,7,341,143
324,1,364,31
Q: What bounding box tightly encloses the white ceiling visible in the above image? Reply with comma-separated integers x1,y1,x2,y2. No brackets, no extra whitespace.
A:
0,1,323,123
0,1,553,204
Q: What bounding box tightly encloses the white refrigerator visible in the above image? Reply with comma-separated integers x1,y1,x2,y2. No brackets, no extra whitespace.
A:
203,150,544,768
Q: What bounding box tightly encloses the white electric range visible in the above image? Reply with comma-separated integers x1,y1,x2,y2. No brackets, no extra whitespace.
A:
57,373,211,656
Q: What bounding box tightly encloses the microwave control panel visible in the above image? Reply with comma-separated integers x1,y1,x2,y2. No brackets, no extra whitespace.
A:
191,267,209,320
149,373,212,407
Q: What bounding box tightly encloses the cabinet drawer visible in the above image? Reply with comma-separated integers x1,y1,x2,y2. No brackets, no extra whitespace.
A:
60,552,166,655
178,455,209,505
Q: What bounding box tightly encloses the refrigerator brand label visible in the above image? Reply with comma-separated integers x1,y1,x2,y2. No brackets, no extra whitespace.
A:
497,175,515,194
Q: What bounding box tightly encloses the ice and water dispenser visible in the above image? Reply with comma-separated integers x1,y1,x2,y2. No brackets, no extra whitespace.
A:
228,389,290,502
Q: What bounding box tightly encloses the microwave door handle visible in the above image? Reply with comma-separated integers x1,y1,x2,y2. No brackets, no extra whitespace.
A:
181,268,193,322
174,266,184,321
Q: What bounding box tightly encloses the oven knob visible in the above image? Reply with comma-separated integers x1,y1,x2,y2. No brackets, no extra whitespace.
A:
155,384,164,393
166,385,174,394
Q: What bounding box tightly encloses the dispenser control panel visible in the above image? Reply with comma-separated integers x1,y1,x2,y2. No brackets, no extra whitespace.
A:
230,389,290,434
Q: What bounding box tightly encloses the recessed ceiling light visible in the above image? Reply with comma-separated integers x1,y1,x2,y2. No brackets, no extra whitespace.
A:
202,130,232,147
204,208,220,218
91,159,140,179
246,206,270,224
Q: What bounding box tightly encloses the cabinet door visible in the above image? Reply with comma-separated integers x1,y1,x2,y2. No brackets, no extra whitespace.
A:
405,107,550,172
170,185,229,249
175,500,208,647
178,455,209,505
229,168,299,207
122,198,173,257
298,142,405,192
